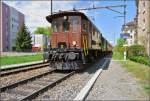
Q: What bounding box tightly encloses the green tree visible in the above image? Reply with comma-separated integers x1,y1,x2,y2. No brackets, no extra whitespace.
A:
34,26,51,36
16,24,32,51
117,38,126,47
135,0,139,8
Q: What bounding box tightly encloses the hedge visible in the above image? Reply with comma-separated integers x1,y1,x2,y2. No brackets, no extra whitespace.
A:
129,56,149,66
128,44,145,57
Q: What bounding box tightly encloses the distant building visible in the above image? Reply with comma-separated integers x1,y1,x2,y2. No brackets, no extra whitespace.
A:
32,34,49,52
121,20,137,46
136,0,150,55
0,2,1,52
1,2,10,52
0,2,24,52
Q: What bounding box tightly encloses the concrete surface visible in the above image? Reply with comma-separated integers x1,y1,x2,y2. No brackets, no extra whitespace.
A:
86,60,149,100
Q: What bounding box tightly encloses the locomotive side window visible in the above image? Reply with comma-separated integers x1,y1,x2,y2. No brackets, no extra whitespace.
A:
63,16,70,32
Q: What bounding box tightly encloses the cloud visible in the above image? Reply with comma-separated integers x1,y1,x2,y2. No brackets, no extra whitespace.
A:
3,1,79,32
3,1,103,33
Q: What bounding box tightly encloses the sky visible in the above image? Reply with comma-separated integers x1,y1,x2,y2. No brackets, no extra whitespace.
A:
3,0,136,46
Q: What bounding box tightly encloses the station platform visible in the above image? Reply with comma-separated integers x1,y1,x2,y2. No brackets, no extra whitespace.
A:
0,60,45,69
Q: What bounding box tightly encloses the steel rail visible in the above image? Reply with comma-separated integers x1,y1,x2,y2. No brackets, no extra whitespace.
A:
0,69,55,92
0,63,49,77
20,71,75,101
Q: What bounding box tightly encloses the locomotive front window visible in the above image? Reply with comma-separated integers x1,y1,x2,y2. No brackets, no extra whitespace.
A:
52,20,60,32
63,20,70,32
71,16,79,32
53,22,58,32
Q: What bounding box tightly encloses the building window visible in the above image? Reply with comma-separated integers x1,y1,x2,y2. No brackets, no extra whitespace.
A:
130,40,132,44
6,8,8,13
143,18,145,23
143,2,145,7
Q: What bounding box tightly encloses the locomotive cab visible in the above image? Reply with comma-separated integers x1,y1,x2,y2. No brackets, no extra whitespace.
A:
45,11,112,70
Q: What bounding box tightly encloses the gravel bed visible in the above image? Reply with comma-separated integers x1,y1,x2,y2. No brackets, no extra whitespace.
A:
34,59,105,100
1,92,19,100
0,67,50,87
0,72,69,100
86,60,149,100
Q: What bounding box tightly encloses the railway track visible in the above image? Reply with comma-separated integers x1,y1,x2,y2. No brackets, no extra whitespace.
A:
1,62,49,76
0,69,75,100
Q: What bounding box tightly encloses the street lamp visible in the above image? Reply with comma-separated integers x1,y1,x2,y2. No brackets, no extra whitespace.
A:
148,32,150,67
123,44,128,61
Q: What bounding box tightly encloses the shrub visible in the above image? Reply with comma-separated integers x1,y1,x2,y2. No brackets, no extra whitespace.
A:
128,44,145,58
129,56,149,65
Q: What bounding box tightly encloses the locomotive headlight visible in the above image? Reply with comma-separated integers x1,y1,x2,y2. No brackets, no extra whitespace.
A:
72,41,77,46
64,16,67,20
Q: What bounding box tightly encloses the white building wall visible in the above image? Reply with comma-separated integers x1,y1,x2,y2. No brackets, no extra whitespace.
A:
122,25,136,46
32,34,49,51
126,29,136,46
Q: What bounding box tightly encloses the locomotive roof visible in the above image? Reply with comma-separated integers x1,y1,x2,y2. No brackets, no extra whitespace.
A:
46,11,89,23
46,11,100,34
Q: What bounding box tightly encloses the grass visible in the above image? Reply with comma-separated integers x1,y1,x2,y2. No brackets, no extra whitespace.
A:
0,54,43,66
112,51,124,60
121,60,150,93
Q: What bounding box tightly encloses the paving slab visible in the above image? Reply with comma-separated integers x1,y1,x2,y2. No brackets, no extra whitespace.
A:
86,60,149,100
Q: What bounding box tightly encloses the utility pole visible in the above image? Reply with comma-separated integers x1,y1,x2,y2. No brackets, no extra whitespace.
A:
51,0,53,15
124,0,126,26
148,5,150,67
114,33,116,45
49,0,53,49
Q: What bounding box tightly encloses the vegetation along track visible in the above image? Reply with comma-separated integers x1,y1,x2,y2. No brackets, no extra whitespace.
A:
0,62,49,76
0,69,75,100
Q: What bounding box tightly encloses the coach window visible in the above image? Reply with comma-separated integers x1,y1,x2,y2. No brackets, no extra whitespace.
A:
82,20,88,32
83,23,86,31
93,29,95,36
89,23,92,34
63,16,70,32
